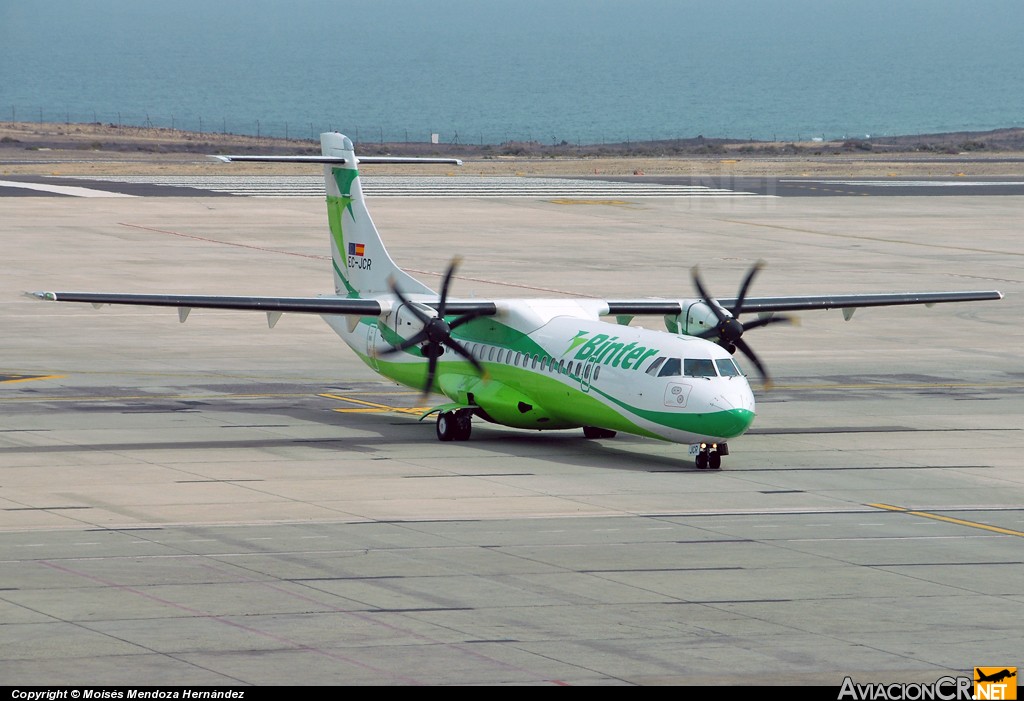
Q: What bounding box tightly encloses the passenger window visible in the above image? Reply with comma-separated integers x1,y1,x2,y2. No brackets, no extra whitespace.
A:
488,347,495,362
684,358,717,377
658,357,682,377
646,357,666,376
593,366,600,381
558,360,565,374
715,358,742,377
584,364,591,379
532,355,539,369
496,349,505,363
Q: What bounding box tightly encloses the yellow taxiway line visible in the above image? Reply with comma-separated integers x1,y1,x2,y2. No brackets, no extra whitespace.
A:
319,392,430,416
869,503,1024,538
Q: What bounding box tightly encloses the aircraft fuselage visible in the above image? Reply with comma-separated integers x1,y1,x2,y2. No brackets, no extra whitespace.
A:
324,301,756,445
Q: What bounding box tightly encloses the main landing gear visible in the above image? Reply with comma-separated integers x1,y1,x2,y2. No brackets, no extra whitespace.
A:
694,442,727,470
436,409,473,442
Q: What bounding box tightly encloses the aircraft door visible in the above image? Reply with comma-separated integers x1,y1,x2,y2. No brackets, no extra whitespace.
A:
366,323,380,371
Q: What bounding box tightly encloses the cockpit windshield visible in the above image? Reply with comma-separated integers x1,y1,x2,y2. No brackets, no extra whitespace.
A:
647,356,742,379
715,358,743,377
683,358,717,377
657,357,681,377
645,357,666,376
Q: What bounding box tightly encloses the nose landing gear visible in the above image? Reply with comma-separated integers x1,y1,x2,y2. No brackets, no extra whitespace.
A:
694,442,726,470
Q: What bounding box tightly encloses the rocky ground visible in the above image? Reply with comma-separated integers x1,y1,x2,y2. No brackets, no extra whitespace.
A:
3,120,1023,177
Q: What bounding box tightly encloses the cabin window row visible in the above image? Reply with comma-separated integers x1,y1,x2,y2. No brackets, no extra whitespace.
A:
462,343,602,381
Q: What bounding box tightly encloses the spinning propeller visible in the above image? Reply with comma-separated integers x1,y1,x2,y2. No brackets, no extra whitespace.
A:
382,258,488,395
692,262,794,385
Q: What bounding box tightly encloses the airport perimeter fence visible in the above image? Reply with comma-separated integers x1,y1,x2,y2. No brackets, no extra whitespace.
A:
3,106,619,147
4,105,750,148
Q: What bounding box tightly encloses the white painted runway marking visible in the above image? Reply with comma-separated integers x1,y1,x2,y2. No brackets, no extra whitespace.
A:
0,179,136,197
781,179,1024,187
62,174,767,198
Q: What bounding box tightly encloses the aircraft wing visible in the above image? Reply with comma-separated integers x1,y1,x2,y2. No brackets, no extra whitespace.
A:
28,289,1000,322
28,291,498,318
605,290,1003,316
29,292,386,315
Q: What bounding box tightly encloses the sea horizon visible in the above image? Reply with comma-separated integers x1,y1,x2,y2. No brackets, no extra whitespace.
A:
3,0,1023,145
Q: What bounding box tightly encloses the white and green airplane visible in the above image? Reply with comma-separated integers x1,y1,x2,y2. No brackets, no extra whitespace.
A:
32,133,1003,469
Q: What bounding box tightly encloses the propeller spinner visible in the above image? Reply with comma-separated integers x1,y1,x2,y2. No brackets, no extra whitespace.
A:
692,261,793,385
382,258,489,395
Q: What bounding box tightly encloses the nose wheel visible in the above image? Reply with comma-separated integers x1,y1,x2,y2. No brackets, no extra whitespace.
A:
694,444,724,470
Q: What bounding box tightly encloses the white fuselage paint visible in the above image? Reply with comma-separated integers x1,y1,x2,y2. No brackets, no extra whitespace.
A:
322,297,757,445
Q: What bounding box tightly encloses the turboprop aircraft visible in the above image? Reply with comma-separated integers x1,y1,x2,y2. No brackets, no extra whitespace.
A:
31,133,1003,469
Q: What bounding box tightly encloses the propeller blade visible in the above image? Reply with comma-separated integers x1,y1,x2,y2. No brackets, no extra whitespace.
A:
446,338,488,378
735,338,770,385
448,310,489,331
379,329,429,355
435,256,462,319
389,279,432,326
388,257,487,395
422,354,438,397
741,315,793,332
732,261,764,316
691,266,728,323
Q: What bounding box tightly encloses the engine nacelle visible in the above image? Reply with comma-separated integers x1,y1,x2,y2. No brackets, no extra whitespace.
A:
664,300,722,337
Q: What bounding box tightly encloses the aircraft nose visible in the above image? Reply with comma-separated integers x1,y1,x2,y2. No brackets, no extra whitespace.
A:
711,382,756,438
719,407,756,438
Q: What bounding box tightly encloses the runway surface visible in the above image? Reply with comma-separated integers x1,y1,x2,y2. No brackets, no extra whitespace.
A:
4,173,1024,198
1,190,1022,685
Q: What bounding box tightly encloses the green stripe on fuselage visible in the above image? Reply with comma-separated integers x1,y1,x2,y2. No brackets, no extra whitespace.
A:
356,319,750,441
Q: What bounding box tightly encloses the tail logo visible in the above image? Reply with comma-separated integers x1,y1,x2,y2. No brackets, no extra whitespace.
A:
333,167,359,201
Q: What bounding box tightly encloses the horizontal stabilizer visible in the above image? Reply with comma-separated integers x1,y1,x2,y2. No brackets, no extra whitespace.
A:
211,155,463,165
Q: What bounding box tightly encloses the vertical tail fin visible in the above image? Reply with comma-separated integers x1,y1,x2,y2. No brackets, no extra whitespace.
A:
212,134,461,299
321,133,434,298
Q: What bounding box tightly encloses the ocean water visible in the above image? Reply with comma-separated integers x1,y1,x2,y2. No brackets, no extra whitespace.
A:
2,0,1023,144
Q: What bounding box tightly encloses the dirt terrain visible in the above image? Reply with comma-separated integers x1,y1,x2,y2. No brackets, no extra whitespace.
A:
3,120,1023,177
